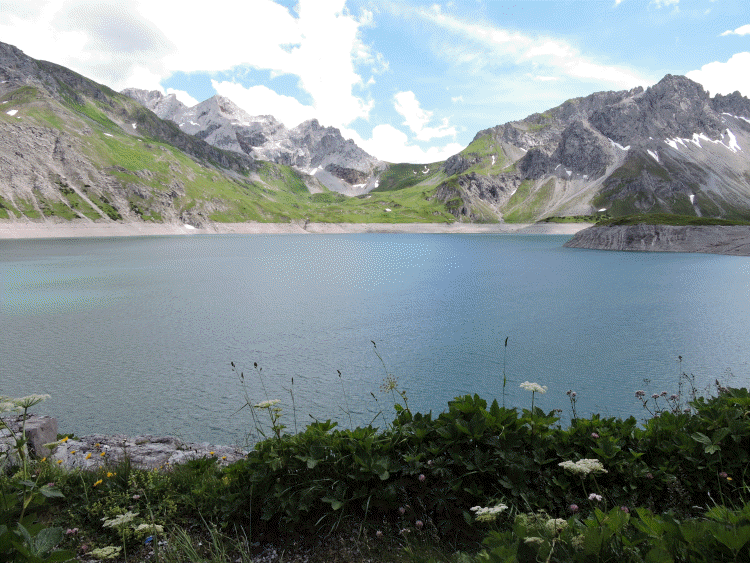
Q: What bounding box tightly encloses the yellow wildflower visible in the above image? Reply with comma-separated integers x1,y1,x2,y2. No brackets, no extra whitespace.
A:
57,460,62,464
222,456,227,460
100,452,106,457
728,477,733,481
70,450,76,454
209,451,215,455
41,457,47,462
107,472,114,478
93,479,103,487
61,436,69,443
85,453,92,460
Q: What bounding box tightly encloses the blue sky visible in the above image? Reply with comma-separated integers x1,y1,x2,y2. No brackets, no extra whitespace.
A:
2,0,749,163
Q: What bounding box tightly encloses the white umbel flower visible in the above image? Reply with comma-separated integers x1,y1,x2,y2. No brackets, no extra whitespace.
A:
520,381,547,394
254,399,281,409
558,458,608,475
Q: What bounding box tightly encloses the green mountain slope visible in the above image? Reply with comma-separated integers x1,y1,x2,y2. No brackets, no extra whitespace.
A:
0,42,456,225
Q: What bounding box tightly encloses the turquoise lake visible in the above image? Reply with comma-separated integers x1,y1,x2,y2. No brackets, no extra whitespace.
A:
1,233,749,445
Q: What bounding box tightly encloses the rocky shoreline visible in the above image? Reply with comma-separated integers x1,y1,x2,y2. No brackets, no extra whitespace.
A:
0,220,591,239
1,415,246,470
564,224,750,256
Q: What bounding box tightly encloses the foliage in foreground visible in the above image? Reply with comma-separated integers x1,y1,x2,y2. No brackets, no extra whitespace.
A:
3,382,750,562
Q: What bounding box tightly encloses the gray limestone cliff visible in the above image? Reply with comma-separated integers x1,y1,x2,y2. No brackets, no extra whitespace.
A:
564,224,750,255
121,89,385,194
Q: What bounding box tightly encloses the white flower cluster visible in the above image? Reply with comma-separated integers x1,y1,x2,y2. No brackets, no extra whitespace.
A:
520,381,548,394
102,511,139,528
470,504,508,522
90,546,122,560
135,523,164,533
545,518,568,535
558,458,608,475
254,399,281,409
0,394,50,412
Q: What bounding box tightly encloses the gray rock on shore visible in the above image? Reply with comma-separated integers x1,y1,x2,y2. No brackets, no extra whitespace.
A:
564,224,750,255
1,415,246,470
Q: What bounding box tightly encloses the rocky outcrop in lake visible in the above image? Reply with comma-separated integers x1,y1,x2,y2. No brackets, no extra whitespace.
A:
563,224,750,255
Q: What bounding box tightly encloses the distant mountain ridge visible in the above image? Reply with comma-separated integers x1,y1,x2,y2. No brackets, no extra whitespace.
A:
2,36,749,227
0,40,455,227
429,74,750,222
122,88,384,195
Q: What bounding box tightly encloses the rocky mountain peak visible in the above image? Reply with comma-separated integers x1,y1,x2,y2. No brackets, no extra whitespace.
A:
121,87,383,194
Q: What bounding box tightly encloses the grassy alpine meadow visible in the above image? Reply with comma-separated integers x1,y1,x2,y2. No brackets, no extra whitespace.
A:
3,355,750,563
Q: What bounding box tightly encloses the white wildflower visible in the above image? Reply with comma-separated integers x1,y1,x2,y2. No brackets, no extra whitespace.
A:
520,381,547,394
90,546,122,559
558,458,608,475
135,523,164,533
545,518,568,535
0,401,22,414
524,536,545,545
1,394,49,413
589,493,603,502
254,399,281,409
470,504,508,522
102,511,139,528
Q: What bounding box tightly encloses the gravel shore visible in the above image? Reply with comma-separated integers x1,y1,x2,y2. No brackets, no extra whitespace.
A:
0,220,592,239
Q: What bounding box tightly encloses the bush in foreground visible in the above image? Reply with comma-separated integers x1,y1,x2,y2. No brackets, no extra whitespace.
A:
2,383,750,562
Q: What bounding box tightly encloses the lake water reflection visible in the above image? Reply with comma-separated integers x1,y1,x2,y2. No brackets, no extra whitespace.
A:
2,233,749,445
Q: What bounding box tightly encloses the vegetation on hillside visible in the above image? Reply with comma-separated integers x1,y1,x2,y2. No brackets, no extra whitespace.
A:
3,359,750,562
596,214,750,227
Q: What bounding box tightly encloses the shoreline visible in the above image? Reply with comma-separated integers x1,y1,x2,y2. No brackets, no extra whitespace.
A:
0,220,592,239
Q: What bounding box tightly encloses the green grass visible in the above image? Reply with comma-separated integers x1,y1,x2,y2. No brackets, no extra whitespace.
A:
0,86,40,105
373,162,444,193
597,213,750,227
13,198,42,219
542,214,609,223
460,135,507,175
503,179,555,223
81,188,122,221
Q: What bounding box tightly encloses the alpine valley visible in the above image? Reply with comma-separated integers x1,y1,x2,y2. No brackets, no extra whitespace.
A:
1,40,750,228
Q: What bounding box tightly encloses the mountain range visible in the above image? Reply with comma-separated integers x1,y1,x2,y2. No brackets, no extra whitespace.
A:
121,88,384,196
1,39,749,227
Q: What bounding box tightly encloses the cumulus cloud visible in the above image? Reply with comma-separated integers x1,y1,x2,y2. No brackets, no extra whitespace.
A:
342,125,463,164
166,88,199,108
686,52,750,96
393,91,457,142
652,0,679,7
0,0,375,130
212,80,317,127
720,24,750,37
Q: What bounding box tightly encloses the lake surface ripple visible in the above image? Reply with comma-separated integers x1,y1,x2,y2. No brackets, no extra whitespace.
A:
2,233,749,445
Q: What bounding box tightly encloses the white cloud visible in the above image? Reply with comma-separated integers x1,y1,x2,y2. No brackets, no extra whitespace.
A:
0,0,375,130
342,125,463,164
721,24,750,37
212,80,317,127
166,88,199,108
408,5,651,90
393,91,457,142
651,0,679,7
451,95,464,103
686,52,750,96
